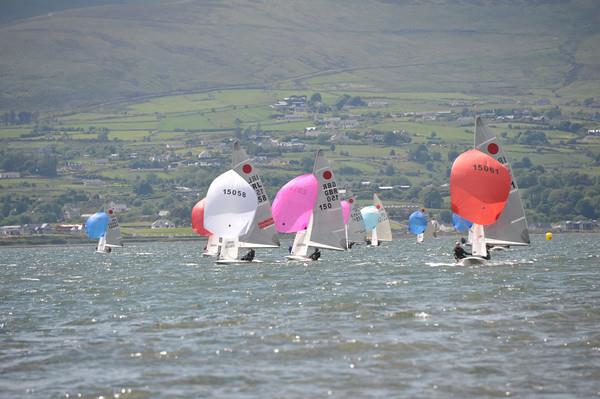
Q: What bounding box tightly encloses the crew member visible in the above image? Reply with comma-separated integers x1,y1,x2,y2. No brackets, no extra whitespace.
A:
454,241,470,261
241,248,255,262
310,248,321,261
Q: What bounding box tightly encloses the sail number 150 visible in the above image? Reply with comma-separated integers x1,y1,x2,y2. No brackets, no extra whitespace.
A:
318,203,332,211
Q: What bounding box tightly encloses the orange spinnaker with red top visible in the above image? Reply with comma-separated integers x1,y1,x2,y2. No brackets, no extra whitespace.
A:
191,198,212,237
450,149,511,225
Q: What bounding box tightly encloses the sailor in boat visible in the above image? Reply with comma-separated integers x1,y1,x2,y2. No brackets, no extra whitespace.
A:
95,245,111,253
348,241,355,249
310,248,321,261
240,248,256,262
460,237,467,245
454,241,470,261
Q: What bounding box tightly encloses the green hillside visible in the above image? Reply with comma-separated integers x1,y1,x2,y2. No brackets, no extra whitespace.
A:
0,0,598,110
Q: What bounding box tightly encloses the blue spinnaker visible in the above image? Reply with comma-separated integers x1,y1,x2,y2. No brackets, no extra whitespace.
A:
408,211,428,234
452,213,473,233
360,206,380,231
86,212,109,239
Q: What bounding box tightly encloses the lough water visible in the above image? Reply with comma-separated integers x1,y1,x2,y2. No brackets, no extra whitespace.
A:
1,234,599,398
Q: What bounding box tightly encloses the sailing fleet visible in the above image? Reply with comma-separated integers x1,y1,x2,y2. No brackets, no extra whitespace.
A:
83,117,531,264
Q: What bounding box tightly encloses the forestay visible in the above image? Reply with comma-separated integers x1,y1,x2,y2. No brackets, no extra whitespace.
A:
474,117,530,246
232,141,280,248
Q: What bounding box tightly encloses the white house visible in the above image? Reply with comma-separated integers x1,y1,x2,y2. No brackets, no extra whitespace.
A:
151,219,175,229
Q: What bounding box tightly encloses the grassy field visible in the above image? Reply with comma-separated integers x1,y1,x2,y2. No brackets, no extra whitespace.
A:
1,81,599,235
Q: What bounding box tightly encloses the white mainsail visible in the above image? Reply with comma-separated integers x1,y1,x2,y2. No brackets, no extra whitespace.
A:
232,141,280,248
345,189,365,246
474,117,530,246
373,194,392,242
306,150,346,251
104,210,122,248
423,219,439,240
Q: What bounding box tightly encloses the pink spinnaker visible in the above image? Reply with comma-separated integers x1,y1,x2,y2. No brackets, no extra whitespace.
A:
271,174,318,233
341,200,350,225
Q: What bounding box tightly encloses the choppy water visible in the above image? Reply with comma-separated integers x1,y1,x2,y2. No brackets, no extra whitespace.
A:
1,234,600,398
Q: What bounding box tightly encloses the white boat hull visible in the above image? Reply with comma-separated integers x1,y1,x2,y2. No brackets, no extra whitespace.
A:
285,255,315,262
458,256,487,266
215,259,263,265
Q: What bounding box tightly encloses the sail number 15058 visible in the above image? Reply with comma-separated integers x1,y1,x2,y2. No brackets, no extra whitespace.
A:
223,188,247,197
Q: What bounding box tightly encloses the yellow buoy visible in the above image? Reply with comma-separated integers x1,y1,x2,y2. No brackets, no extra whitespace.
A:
546,231,553,241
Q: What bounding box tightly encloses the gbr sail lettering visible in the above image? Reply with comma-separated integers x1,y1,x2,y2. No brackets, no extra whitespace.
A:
318,180,338,211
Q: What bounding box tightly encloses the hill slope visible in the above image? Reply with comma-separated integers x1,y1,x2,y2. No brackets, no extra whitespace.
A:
0,0,598,110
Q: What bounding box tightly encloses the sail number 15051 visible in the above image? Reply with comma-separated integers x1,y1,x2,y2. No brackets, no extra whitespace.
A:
473,164,500,174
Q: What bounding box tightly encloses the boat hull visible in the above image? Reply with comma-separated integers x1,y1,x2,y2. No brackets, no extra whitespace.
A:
215,259,263,265
285,255,315,262
458,256,487,266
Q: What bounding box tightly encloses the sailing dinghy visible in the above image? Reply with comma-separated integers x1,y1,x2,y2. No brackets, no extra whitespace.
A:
342,189,365,249
203,170,260,264
273,150,346,261
366,194,392,247
450,149,511,265
96,209,122,253
474,117,530,249
408,210,428,243
360,205,380,246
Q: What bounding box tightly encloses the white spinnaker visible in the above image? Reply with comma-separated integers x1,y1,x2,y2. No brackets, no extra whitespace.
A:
373,194,392,242
470,223,488,258
232,141,280,248
204,170,258,238
307,150,346,251
104,211,122,247
345,189,365,244
474,117,530,246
